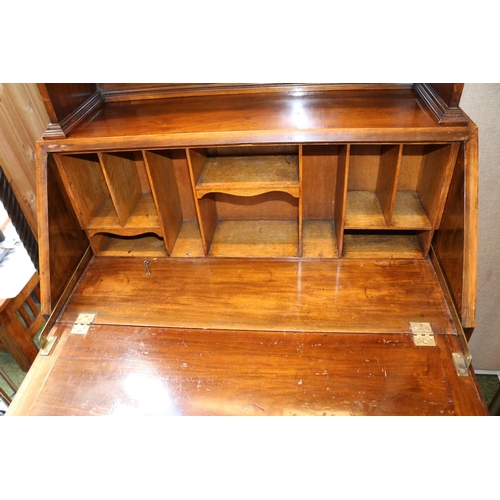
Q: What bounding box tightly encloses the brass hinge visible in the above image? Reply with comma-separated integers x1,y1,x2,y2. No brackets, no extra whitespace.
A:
70,313,96,334
410,322,436,346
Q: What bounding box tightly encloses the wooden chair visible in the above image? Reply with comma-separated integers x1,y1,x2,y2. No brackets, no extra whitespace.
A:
0,272,43,372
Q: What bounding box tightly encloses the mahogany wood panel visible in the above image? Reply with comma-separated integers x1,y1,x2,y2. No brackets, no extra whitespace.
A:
215,192,298,221
376,145,401,224
334,145,349,255
432,133,478,328
38,84,97,124
144,151,183,254
53,154,108,229
37,148,90,314
430,84,464,108
99,152,143,227
36,89,475,153
7,324,486,416
196,155,299,198
301,145,337,220
59,257,455,335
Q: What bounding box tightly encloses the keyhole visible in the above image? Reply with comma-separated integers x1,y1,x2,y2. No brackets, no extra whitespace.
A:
143,259,151,276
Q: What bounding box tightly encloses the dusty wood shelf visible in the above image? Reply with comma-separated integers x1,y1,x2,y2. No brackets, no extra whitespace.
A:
209,220,299,258
344,191,387,229
342,233,424,259
390,191,432,229
302,221,338,258
196,155,299,198
86,194,162,237
170,221,205,258
96,234,168,257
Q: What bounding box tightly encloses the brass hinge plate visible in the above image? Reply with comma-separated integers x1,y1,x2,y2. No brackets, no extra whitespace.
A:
70,313,96,334
410,322,436,346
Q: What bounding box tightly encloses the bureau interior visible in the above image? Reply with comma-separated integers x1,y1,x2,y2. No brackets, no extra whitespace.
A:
52,142,457,260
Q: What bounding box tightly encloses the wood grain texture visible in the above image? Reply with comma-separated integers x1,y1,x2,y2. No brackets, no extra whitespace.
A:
302,220,338,258
209,221,298,258
196,155,299,198
54,154,108,229
376,145,401,224
342,233,424,259
0,84,49,236
417,143,459,226
99,152,143,226
215,192,298,221
7,324,486,416
37,148,89,314
432,134,478,328
301,145,337,220
86,194,161,237
59,257,455,335
144,150,183,254
334,145,349,255
36,89,477,153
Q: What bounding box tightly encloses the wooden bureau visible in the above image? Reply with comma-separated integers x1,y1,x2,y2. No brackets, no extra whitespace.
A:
7,83,486,416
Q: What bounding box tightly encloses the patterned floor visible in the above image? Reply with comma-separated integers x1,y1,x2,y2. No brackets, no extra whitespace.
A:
1,349,499,414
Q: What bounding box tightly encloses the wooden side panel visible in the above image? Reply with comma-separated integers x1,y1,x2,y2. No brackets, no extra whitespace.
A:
0,84,50,236
99,152,142,226
376,145,401,224
430,84,464,108
37,147,89,315
334,145,349,254
301,145,337,220
432,133,478,328
37,84,97,124
417,143,459,226
54,154,108,228
187,149,217,254
144,150,183,255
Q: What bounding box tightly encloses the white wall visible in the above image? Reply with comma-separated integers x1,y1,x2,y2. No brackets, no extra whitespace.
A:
460,83,500,370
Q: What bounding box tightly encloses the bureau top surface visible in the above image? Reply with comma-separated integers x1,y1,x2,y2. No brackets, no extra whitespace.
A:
47,89,476,150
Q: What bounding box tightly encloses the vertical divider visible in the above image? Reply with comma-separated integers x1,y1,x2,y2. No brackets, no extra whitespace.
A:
417,142,461,256
376,144,402,226
186,148,217,256
144,150,183,255
99,152,142,226
334,144,350,256
298,145,303,257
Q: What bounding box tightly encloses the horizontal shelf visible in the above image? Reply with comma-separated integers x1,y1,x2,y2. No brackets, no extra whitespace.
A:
96,234,168,257
87,194,162,237
170,221,205,258
345,191,432,230
302,220,338,258
342,233,424,259
345,191,387,229
209,220,298,258
391,191,432,229
196,155,299,198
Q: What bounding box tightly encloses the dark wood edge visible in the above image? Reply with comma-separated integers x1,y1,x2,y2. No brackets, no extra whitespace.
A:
413,83,470,126
42,91,105,140
39,246,93,343
98,83,413,102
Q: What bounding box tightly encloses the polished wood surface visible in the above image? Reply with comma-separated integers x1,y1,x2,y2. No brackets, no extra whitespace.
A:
59,257,455,335
7,323,486,416
37,89,477,153
21,83,481,416
433,132,478,328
